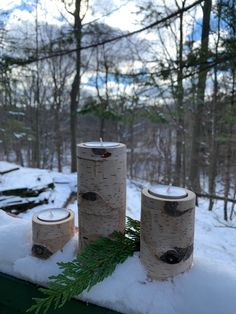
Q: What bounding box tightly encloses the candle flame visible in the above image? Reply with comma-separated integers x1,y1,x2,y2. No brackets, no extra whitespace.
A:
100,138,103,146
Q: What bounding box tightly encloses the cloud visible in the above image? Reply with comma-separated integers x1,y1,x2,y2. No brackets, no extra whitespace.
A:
0,0,22,11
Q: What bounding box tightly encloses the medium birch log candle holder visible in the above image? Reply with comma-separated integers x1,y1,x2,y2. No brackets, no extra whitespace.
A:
32,208,74,259
77,141,126,251
140,185,196,281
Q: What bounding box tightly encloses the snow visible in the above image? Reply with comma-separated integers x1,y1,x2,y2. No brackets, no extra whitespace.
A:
80,255,236,314
0,161,19,173
14,132,26,139
0,165,52,191
0,162,236,314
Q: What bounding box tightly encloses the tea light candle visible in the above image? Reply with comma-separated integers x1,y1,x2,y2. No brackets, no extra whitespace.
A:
140,186,196,281
77,141,126,251
83,141,120,148
32,208,74,259
148,184,188,199
37,208,70,222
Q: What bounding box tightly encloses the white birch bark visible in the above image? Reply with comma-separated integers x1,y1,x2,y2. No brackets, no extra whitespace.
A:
32,209,74,259
77,143,126,251
140,188,195,280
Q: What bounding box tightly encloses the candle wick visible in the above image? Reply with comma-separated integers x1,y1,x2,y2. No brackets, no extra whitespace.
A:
167,183,172,193
100,138,103,146
49,210,54,218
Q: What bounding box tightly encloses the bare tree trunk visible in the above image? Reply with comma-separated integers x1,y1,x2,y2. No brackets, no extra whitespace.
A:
230,187,236,220
175,0,185,186
55,101,62,172
52,63,62,172
129,117,134,179
208,5,221,210
165,128,172,183
70,0,83,172
189,0,212,191
208,69,218,211
224,144,231,221
95,48,109,140
223,69,235,220
33,0,41,168
99,61,109,140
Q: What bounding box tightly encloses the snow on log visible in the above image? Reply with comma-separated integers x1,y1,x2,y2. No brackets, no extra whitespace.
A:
0,167,20,175
0,183,55,197
0,162,20,175
77,142,126,251
140,188,196,280
0,195,48,213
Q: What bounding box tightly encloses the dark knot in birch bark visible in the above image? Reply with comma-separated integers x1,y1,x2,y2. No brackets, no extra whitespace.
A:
81,192,97,201
101,151,112,158
92,148,112,158
92,148,107,155
159,244,193,264
164,201,194,217
32,244,52,259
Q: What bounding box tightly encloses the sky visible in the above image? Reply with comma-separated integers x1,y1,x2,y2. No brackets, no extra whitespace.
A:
0,0,205,64
0,0,204,32
0,0,140,30
0,0,207,98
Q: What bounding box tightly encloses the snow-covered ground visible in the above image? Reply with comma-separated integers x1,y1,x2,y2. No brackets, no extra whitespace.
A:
0,162,236,314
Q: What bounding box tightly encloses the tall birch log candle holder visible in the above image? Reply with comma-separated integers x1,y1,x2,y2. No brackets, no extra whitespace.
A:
32,208,74,259
77,141,126,251
140,185,196,281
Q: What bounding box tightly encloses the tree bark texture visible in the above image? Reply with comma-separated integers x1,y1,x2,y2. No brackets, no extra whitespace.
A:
189,0,212,191
174,0,185,186
32,209,74,259
140,188,195,280
77,143,126,251
33,1,41,169
208,1,221,211
70,0,82,172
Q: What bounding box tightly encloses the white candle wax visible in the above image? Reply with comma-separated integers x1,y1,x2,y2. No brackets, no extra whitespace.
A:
83,141,120,148
148,184,187,199
37,208,70,222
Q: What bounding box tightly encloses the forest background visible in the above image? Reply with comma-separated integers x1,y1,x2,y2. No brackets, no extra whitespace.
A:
0,0,235,221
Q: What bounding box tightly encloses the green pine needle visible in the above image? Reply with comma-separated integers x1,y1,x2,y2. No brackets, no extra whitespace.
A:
27,217,140,314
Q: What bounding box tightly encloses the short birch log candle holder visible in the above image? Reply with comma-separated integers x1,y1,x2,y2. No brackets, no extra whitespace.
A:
32,208,74,259
140,185,196,281
77,141,126,251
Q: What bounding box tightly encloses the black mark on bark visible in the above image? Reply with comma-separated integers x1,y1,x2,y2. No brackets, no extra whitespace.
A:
32,244,52,259
164,202,194,217
92,148,112,158
101,152,112,158
159,244,193,264
82,192,97,201
92,148,106,155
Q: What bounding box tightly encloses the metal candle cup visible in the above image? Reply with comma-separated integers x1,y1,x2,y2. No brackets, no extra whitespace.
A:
37,208,70,222
83,141,120,148
140,185,196,281
148,184,188,199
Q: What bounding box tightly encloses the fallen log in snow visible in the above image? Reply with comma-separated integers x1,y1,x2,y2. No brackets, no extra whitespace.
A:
0,183,55,198
0,196,48,214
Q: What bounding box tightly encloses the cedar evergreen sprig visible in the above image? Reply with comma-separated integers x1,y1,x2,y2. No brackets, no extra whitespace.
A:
27,217,140,314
